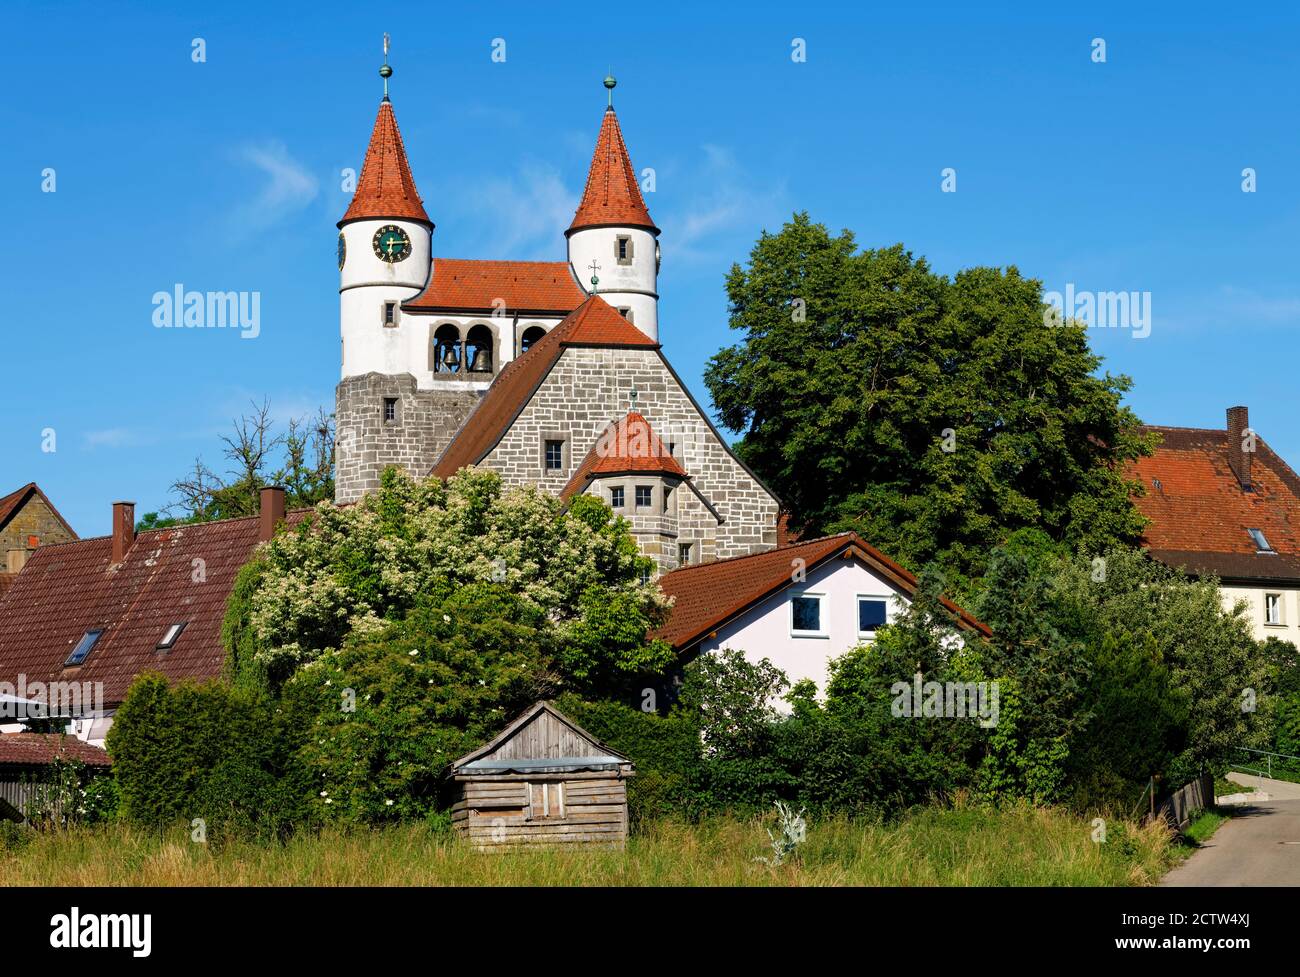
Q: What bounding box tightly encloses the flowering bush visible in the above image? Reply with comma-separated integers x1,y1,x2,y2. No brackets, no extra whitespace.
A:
224,467,674,696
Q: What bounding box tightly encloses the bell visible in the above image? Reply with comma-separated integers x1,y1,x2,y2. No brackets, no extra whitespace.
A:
469,347,490,372
442,346,459,369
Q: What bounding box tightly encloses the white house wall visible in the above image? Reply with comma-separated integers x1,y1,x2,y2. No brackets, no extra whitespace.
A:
696,556,908,702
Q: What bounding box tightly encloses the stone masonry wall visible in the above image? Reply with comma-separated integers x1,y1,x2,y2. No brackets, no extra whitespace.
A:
484,347,779,562
335,373,481,503
2,495,75,572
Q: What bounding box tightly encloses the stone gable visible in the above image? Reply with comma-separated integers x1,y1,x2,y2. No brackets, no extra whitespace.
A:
482,346,779,562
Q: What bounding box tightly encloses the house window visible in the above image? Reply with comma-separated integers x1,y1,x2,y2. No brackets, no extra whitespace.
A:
858,598,888,634
791,594,825,636
544,440,564,471
65,629,104,667
609,486,625,509
617,307,634,323
527,782,565,820
383,301,397,327
383,398,397,423
156,622,188,650
639,566,651,585
1266,593,1283,626
635,485,653,508
1248,528,1274,552
616,235,633,265
678,542,692,566
663,485,673,513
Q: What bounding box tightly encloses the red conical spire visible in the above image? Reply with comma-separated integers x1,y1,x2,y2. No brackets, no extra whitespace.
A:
340,99,430,227
568,105,657,234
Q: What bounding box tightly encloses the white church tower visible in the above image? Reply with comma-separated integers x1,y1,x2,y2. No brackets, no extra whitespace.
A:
565,76,661,341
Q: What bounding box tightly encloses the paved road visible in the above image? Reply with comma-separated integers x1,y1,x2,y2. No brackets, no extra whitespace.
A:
1162,776,1300,886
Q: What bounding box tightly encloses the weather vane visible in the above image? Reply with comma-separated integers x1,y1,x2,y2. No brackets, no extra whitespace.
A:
380,33,392,100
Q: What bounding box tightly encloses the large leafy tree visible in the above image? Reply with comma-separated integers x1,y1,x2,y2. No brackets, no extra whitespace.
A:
705,213,1154,585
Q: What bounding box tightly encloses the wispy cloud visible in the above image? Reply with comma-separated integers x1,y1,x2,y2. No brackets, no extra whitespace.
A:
227,141,320,235
82,428,148,450
1161,284,1300,334
461,163,578,259
657,144,787,264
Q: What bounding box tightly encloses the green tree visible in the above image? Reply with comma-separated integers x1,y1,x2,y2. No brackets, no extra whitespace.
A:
704,212,1153,585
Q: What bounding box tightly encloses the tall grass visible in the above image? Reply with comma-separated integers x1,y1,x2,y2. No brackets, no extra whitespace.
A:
2,799,1172,887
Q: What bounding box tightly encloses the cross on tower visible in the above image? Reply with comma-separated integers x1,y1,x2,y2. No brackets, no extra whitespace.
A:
588,259,601,292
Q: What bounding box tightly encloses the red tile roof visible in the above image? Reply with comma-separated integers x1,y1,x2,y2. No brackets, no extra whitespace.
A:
403,258,586,314
431,297,659,478
340,99,430,226
1130,424,1300,582
562,412,687,500
655,532,990,650
0,483,77,540
0,512,303,708
568,108,657,234
0,733,110,768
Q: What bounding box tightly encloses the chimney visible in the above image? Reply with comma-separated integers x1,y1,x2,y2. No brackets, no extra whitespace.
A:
112,501,136,563
1226,405,1253,491
259,486,286,542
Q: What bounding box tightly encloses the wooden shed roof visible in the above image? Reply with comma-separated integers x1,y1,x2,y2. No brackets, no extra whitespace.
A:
450,701,631,776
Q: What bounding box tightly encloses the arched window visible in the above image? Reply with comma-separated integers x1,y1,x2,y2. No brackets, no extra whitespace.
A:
465,324,494,374
520,325,546,355
433,324,461,374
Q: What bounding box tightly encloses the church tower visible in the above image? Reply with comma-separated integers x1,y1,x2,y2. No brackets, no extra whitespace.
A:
335,45,481,503
566,76,661,342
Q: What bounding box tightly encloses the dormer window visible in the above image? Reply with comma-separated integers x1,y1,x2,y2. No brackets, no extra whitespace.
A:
157,622,188,650
1248,528,1274,553
65,629,104,667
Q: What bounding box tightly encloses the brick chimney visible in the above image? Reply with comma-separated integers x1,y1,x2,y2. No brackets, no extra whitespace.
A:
111,501,136,563
1226,405,1253,491
259,486,286,542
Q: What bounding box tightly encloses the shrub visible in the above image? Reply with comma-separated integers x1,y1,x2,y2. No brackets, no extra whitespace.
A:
108,673,312,840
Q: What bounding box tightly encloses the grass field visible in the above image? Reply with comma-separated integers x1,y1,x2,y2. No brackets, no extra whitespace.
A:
2,798,1175,886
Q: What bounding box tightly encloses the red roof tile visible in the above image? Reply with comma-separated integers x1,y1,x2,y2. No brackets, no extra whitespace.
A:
431,297,659,478
655,532,990,650
568,108,657,234
403,258,586,314
1129,424,1300,582
340,99,430,226
0,483,77,539
0,512,304,708
562,412,687,500
0,733,110,768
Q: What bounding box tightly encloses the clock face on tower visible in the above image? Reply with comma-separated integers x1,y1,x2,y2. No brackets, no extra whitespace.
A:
373,224,411,263
337,232,346,270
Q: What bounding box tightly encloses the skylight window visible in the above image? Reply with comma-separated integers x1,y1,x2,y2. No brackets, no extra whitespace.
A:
157,622,188,650
65,629,104,667
1248,528,1274,552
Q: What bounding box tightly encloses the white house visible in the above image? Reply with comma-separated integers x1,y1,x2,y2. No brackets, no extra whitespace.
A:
657,532,990,701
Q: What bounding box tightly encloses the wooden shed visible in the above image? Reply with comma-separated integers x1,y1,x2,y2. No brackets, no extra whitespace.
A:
448,701,634,849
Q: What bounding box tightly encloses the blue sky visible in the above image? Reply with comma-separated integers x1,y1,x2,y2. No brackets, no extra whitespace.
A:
5,1,1300,535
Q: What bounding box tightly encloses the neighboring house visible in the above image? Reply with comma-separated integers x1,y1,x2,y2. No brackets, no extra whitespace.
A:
0,482,77,600
333,67,781,570
0,732,110,822
1130,405,1300,642
656,532,990,700
0,488,292,747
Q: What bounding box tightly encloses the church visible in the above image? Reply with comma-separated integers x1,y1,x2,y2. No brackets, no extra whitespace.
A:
334,63,782,571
